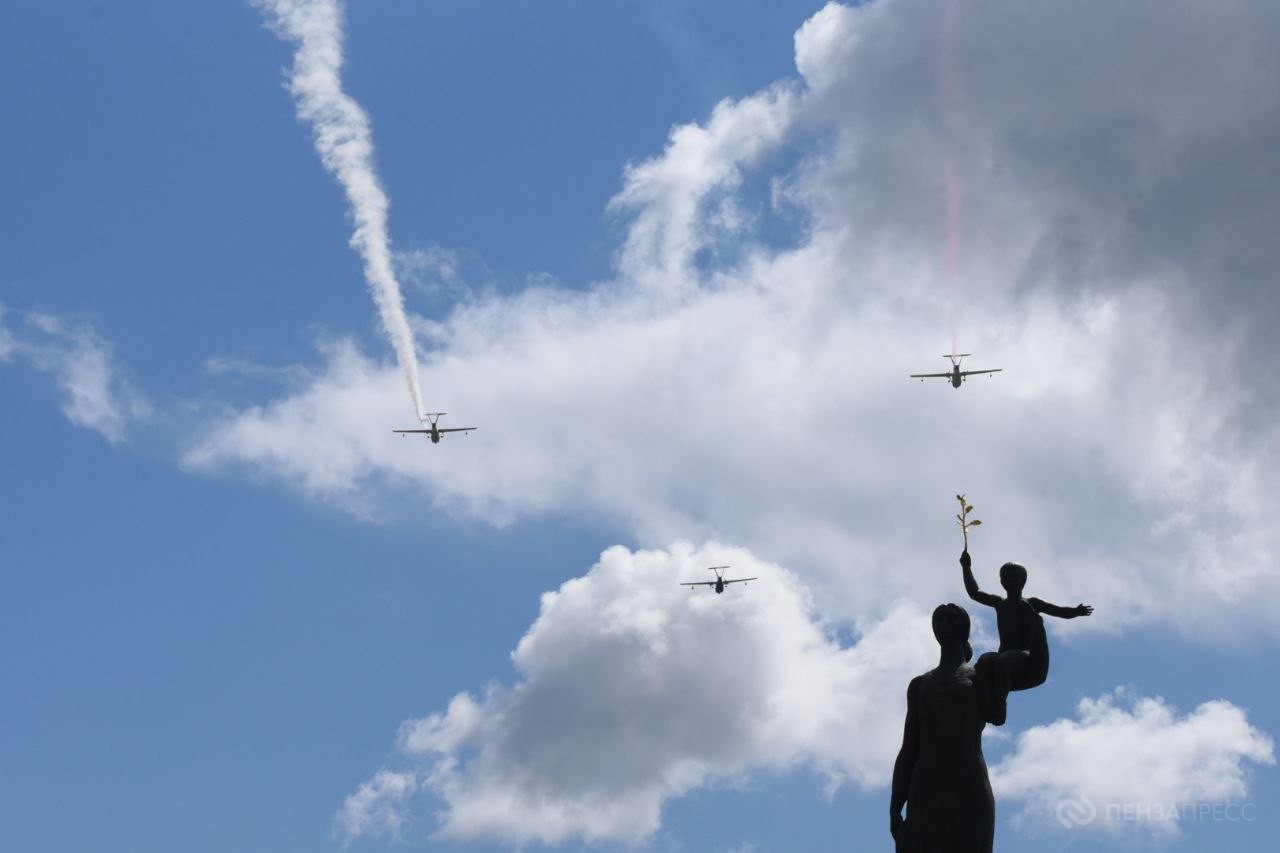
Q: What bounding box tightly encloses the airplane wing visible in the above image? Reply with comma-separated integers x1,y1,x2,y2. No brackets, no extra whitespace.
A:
680,581,717,587
958,369,1002,377
436,427,477,433
909,372,952,379
393,429,431,433
722,577,759,585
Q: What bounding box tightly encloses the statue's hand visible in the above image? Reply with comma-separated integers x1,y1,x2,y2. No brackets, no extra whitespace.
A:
960,550,971,571
1076,603,1093,617
890,810,904,839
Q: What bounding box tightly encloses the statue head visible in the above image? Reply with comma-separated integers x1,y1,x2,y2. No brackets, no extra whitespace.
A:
999,562,1027,596
932,603,973,662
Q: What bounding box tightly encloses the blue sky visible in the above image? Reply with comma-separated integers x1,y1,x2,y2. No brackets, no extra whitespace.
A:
3,1,1279,851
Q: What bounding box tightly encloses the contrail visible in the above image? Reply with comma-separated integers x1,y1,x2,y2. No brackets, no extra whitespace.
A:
254,0,425,419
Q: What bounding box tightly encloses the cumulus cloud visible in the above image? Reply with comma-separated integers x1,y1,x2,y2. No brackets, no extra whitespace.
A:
187,0,1280,641
343,546,1271,846
346,543,937,845
991,689,1275,839
0,305,149,443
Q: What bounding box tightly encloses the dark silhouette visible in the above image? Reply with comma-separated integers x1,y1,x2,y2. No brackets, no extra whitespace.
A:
961,550,1091,690
890,603,1022,853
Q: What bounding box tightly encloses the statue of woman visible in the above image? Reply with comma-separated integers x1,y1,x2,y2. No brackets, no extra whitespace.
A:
889,602,1035,852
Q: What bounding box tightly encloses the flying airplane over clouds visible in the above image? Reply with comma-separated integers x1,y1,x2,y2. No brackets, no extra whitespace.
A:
910,353,1002,388
393,412,477,444
680,566,758,594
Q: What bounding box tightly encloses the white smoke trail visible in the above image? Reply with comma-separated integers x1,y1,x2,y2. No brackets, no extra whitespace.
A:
254,0,425,419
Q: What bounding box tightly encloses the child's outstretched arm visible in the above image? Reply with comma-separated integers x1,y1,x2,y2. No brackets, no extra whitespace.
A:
1029,597,1093,619
961,551,1002,607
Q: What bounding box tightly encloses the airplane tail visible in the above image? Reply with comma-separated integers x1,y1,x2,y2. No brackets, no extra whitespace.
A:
943,353,971,359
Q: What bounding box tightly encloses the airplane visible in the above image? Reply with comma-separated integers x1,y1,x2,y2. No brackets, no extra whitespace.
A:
393,412,477,443
680,565,758,594
910,353,1002,388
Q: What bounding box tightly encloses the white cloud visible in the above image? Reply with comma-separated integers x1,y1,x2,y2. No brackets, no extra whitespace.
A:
334,769,417,844
349,542,937,845
0,306,149,443
608,82,797,290
187,0,1280,642
0,306,15,360
394,245,479,303
345,546,1272,846
991,689,1275,839
183,265,1280,641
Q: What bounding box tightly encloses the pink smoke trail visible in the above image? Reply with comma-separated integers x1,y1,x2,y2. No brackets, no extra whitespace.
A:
945,160,963,358
941,0,963,358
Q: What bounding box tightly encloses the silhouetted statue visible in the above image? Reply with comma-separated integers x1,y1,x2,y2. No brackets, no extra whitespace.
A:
961,550,1092,691
890,603,1019,853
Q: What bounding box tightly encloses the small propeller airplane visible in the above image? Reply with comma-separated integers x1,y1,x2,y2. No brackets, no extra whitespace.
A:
680,565,758,594
910,353,1002,388
393,412,477,444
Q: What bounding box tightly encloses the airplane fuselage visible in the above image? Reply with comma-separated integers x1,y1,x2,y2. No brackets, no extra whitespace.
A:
951,365,963,388
393,413,475,443
679,566,755,592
